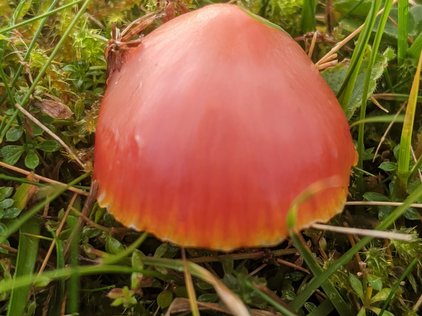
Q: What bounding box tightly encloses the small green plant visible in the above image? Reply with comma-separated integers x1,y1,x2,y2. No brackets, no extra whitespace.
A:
349,273,394,316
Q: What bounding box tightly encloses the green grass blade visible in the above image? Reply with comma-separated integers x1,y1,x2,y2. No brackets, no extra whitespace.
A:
244,280,296,316
356,0,393,173
396,52,422,193
338,0,381,111
302,0,316,32
286,179,352,315
9,0,60,88
0,173,90,244
350,114,404,128
0,0,91,144
397,0,408,64
7,219,40,316
0,0,60,139
68,214,80,314
289,182,422,311
0,265,139,293
290,233,353,316
307,299,334,316
408,32,422,60
49,238,66,316
0,0,83,34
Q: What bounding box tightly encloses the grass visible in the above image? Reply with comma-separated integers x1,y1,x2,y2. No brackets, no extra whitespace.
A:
0,0,421,315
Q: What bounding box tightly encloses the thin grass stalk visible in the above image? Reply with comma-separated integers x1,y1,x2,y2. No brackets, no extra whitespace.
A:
0,0,83,34
373,93,422,102
68,215,80,314
289,182,422,311
337,0,381,111
285,178,351,315
0,265,141,293
397,0,408,64
410,153,422,178
356,0,393,175
350,114,404,128
396,52,422,193
51,238,66,316
182,248,200,316
244,281,296,316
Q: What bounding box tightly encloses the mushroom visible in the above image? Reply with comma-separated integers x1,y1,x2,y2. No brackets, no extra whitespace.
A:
94,4,357,251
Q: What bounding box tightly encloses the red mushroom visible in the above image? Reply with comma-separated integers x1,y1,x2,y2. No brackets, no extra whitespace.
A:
94,4,357,251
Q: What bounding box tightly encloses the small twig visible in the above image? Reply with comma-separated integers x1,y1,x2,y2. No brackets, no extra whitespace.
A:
38,193,78,274
321,52,338,63
311,223,415,241
413,292,422,312
373,93,410,101
346,200,422,209
64,182,98,255
0,161,88,196
0,243,17,253
190,248,297,263
14,102,85,169
72,208,113,233
411,146,422,183
307,31,318,58
249,263,268,276
316,26,363,66
370,95,389,113
276,258,310,274
372,103,405,161
317,59,338,71
343,222,366,274
316,1,398,67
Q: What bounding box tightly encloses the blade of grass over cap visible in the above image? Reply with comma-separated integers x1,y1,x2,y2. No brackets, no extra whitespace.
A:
287,178,352,316
290,233,352,316
289,182,422,311
396,53,422,194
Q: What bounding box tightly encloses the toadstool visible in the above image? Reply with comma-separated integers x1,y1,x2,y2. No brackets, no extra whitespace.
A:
94,3,357,251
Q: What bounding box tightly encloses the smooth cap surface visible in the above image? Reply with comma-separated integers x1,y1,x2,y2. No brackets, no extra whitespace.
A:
94,4,357,251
